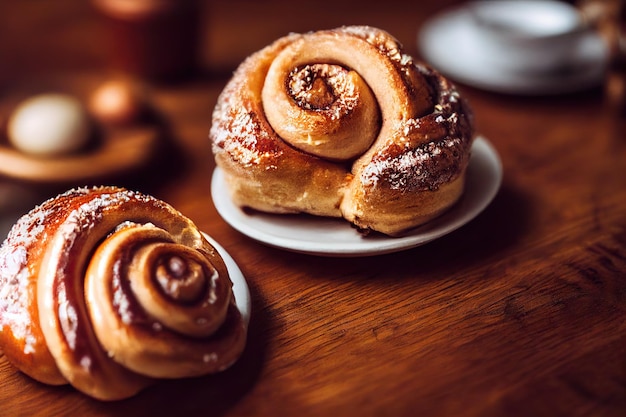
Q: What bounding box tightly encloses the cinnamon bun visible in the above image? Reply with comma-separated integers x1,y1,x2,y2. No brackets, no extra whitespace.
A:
210,25,474,236
0,186,247,400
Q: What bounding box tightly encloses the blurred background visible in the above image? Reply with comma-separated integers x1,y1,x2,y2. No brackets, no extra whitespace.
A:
0,0,623,237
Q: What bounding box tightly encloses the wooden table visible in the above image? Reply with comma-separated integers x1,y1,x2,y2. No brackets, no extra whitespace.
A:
1,1,625,416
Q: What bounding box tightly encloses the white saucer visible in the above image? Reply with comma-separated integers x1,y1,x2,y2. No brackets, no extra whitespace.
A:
203,234,251,324
211,136,502,257
418,4,609,95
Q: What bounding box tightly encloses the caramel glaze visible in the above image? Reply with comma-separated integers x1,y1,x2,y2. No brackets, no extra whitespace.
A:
210,25,475,236
0,186,247,400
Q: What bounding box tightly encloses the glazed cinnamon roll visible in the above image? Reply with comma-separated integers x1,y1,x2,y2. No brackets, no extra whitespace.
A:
0,186,247,401
210,25,475,236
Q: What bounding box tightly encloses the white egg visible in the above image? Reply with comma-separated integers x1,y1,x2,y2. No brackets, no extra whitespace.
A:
7,93,92,156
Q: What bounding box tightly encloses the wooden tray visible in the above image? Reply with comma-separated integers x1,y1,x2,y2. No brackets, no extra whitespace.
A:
0,126,160,183
0,72,162,184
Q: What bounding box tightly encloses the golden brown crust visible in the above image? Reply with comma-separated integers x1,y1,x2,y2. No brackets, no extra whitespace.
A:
0,186,247,400
210,25,474,236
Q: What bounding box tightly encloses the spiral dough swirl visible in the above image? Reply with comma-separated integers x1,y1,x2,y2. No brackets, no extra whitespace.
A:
0,186,247,400
211,26,475,236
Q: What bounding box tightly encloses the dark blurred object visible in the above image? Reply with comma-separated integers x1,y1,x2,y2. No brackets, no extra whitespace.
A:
91,0,202,83
579,0,626,114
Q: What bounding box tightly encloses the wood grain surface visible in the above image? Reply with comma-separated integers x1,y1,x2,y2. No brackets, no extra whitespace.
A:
0,1,625,416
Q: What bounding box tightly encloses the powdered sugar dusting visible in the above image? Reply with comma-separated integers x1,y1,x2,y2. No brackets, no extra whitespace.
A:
0,247,34,352
360,63,473,191
57,189,157,250
340,26,420,86
0,186,167,354
341,25,406,65
288,64,360,121
0,187,91,353
212,107,276,167
362,136,465,191
211,70,282,169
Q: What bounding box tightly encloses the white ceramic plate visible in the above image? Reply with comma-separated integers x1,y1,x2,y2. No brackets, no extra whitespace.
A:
211,136,502,257
417,3,609,95
203,234,251,324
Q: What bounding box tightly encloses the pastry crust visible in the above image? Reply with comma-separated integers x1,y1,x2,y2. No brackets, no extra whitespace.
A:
210,26,474,236
0,186,247,400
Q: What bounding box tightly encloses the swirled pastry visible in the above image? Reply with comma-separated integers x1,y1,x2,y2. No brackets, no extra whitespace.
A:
0,186,247,400
210,25,475,236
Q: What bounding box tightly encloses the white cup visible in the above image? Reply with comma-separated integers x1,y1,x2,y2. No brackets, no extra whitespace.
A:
469,0,592,73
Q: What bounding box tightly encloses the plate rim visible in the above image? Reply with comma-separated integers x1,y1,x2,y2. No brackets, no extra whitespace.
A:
202,234,251,324
211,136,502,257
